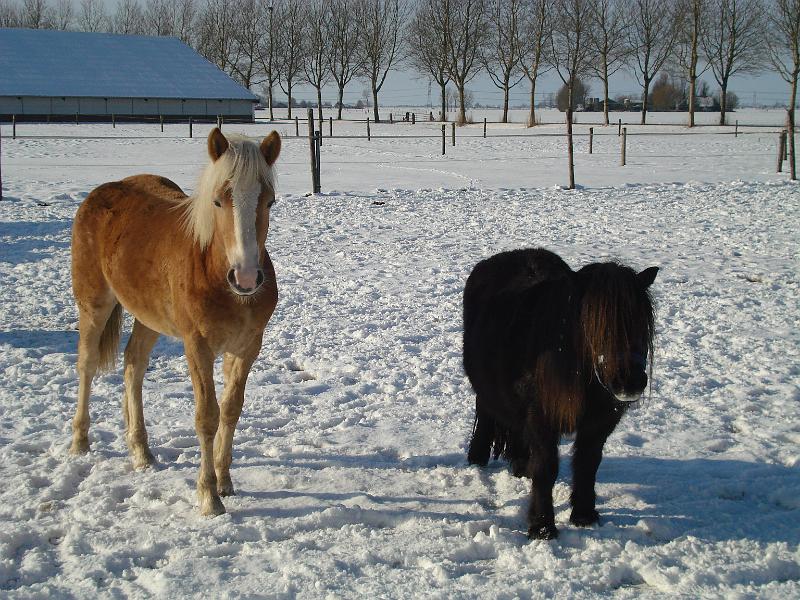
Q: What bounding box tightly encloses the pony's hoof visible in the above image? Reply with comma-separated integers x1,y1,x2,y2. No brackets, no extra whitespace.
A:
69,438,90,455
217,477,235,497
570,508,600,527
528,523,559,540
131,447,156,471
199,495,226,517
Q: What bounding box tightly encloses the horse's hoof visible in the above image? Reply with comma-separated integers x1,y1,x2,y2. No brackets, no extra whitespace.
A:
199,495,226,517
69,439,90,455
528,523,559,540
569,509,600,527
131,447,156,471
217,477,235,497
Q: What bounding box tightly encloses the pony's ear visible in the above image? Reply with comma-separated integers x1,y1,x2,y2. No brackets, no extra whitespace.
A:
207,127,229,162
260,131,281,166
638,266,659,288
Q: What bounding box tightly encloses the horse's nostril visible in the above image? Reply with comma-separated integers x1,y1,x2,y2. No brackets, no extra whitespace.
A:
256,270,264,287
227,269,236,286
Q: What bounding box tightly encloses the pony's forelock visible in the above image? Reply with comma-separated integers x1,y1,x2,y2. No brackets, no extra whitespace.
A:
179,134,276,249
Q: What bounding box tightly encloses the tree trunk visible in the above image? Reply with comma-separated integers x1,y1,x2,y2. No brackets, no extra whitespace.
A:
789,76,797,181
719,83,727,126
317,87,323,121
567,85,575,189
287,81,293,119
528,78,537,127
372,82,380,123
688,75,696,128
337,85,345,119
603,75,610,126
440,82,447,122
502,81,510,123
641,78,650,125
268,84,274,121
458,85,466,125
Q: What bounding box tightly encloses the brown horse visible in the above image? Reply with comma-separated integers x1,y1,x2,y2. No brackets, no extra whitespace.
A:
70,128,281,516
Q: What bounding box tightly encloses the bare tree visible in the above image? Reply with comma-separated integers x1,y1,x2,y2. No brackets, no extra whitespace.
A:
548,0,596,189
196,0,238,72
329,0,363,119
229,0,267,88
275,0,306,119
672,0,709,127
407,0,451,121
19,0,53,28
482,0,525,123
259,0,281,120
78,0,107,31
445,0,490,125
142,0,194,42
519,0,550,126
0,0,20,27
766,0,799,180
303,0,331,119
588,0,629,125
702,0,765,125
52,0,74,29
626,0,681,124
357,0,407,123
112,0,147,34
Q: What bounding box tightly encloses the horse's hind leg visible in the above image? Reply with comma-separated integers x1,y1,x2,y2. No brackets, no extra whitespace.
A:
70,298,121,454
122,319,159,469
214,335,262,496
526,424,560,540
467,397,494,466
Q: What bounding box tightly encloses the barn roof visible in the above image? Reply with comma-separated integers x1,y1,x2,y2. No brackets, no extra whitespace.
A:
0,28,258,101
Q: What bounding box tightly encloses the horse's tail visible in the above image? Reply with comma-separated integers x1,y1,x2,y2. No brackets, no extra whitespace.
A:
97,303,123,373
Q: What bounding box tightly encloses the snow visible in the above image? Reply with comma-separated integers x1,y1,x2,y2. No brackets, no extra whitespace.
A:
0,109,798,598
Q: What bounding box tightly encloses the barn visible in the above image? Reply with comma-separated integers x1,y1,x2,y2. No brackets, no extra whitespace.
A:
0,28,258,121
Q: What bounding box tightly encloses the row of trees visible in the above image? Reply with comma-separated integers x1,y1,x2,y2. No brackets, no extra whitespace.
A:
1,0,798,130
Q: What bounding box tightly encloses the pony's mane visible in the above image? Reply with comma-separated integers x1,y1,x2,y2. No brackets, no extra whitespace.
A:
579,262,655,380
178,134,276,249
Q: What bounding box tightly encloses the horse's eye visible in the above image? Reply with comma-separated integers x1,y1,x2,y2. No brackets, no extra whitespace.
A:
214,200,221,207
267,199,276,209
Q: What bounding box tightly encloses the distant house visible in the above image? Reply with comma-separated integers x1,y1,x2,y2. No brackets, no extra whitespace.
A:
0,28,258,121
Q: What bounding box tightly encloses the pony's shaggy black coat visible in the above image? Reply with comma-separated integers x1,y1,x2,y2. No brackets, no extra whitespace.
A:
463,248,657,539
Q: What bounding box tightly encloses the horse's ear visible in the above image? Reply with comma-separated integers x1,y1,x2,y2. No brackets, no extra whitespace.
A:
260,131,281,166
207,127,229,162
638,266,659,288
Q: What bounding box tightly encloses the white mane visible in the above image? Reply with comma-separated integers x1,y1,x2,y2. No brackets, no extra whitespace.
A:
179,134,276,249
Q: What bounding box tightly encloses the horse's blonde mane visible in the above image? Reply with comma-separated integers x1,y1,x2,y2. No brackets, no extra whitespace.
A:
178,134,276,249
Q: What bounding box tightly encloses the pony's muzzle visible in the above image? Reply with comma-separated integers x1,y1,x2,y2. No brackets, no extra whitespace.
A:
227,268,264,296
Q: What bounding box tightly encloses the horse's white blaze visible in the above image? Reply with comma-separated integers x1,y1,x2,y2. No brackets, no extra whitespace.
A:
231,180,261,289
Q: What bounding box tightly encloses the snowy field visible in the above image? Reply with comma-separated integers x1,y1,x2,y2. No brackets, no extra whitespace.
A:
0,110,798,598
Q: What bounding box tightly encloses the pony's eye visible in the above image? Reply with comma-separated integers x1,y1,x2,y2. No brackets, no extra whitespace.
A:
214,200,221,207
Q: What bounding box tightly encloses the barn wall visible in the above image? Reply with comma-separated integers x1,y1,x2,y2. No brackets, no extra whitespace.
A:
1,96,255,119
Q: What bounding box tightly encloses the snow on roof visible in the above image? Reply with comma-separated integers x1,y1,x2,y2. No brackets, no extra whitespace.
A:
0,28,258,101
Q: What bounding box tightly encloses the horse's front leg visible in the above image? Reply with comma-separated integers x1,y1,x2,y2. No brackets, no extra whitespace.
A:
214,335,262,497
526,422,560,540
570,408,623,527
184,337,224,516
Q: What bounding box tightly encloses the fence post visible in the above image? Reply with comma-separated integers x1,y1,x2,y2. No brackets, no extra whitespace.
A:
367,117,371,141
112,113,116,128
442,124,446,155
589,127,594,154
451,122,456,147
621,127,627,166
314,131,322,193
307,109,319,194
412,113,416,125
778,130,786,172
483,117,487,138
618,118,622,136
160,115,164,133
329,116,333,138
12,115,16,139
295,116,299,137
75,113,79,126
390,112,393,124
735,120,738,138
189,117,193,138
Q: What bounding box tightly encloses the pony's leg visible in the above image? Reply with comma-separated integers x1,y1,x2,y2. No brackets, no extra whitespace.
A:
467,397,493,466
70,300,118,454
526,424,560,540
184,337,224,516
122,319,159,470
214,335,262,496
570,410,623,526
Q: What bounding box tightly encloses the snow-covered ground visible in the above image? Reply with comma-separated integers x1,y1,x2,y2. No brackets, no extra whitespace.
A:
0,111,798,598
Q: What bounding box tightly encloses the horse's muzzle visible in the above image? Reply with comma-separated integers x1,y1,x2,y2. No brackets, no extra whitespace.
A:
227,268,265,296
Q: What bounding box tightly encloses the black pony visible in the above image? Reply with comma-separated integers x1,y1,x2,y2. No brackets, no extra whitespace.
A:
463,248,658,540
